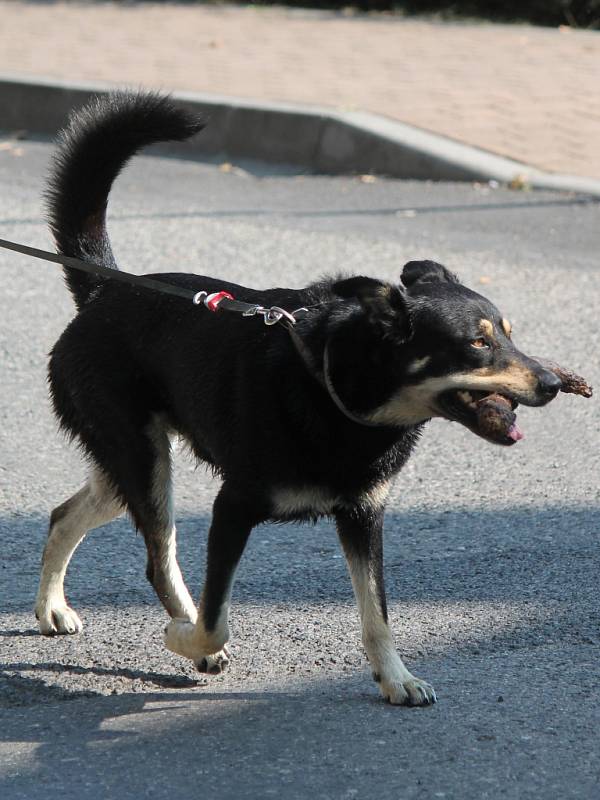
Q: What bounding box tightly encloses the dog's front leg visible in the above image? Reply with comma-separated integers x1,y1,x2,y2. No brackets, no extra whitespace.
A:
164,483,265,674
336,505,436,706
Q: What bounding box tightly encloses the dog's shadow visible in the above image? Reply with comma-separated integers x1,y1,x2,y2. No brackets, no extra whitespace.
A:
0,660,199,690
2,505,598,796
0,664,398,799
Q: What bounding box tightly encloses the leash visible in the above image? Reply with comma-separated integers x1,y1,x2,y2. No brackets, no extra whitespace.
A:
0,236,306,326
0,236,198,302
0,235,384,427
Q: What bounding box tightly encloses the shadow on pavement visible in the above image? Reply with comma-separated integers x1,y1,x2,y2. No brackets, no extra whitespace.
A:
2,502,599,797
3,653,600,800
3,505,598,609
1,681,402,799
0,661,199,691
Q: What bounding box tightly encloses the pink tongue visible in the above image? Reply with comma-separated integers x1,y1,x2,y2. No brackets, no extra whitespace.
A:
508,422,524,442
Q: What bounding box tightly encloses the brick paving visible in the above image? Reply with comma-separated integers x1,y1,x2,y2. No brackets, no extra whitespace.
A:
1,1,599,178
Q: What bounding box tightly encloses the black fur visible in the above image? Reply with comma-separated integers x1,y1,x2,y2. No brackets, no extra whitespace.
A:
46,92,205,308
42,92,561,701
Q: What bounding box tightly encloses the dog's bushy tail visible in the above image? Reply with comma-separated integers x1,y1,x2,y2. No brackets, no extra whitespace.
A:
45,91,205,309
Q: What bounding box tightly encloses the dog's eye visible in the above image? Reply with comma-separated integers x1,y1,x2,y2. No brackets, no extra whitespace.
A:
471,338,489,349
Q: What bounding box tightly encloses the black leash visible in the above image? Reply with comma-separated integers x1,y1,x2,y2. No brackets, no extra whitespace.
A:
0,235,383,427
0,236,199,302
0,236,305,325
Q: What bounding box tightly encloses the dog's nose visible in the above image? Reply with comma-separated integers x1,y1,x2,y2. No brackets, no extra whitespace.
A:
538,370,562,398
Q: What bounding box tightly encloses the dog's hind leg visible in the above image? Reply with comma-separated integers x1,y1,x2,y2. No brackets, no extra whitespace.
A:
35,467,123,635
80,412,197,623
164,483,266,674
38,404,196,633
335,505,437,706
139,416,197,624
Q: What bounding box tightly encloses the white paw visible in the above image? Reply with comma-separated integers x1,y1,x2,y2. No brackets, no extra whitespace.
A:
196,647,231,675
164,619,230,673
378,674,437,706
164,619,199,658
36,602,83,636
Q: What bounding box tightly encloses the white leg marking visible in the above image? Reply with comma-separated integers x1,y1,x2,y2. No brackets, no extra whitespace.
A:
35,469,122,635
147,416,197,622
349,556,436,706
164,586,231,673
154,528,198,623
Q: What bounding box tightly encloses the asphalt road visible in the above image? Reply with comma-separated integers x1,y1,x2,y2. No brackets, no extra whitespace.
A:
1,140,599,800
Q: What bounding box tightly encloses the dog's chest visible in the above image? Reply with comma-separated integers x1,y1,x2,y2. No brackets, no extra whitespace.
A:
270,482,389,518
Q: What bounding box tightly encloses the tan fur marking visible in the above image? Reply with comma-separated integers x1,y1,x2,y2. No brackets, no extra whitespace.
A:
479,319,494,338
501,318,512,338
469,361,537,391
368,361,539,426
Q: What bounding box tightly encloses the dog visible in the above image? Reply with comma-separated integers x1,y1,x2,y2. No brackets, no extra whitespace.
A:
34,91,562,706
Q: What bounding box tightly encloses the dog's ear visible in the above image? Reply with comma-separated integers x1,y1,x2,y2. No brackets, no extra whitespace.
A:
332,276,411,341
401,260,459,288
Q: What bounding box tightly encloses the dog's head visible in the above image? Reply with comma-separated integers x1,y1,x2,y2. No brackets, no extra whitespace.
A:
330,260,561,445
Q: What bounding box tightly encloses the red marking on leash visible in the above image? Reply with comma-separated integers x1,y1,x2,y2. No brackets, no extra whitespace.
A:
206,291,234,312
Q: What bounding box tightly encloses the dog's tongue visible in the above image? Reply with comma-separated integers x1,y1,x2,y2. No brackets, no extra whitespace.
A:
508,422,524,442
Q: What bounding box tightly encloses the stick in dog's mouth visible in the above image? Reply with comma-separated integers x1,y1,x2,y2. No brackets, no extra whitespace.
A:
441,389,522,445
441,360,592,447
533,358,593,399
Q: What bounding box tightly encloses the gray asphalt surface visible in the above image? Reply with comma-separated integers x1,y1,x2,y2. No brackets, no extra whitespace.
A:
1,140,599,799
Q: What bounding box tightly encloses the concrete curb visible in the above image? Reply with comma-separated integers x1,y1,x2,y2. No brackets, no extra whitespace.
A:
2,73,600,197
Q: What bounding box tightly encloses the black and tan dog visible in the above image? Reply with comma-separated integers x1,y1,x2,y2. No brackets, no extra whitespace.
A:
35,92,566,706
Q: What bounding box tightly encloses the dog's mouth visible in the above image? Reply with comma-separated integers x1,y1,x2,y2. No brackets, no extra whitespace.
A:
438,389,524,446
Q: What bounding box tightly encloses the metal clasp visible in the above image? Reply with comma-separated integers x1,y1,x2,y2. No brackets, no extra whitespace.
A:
242,305,308,327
